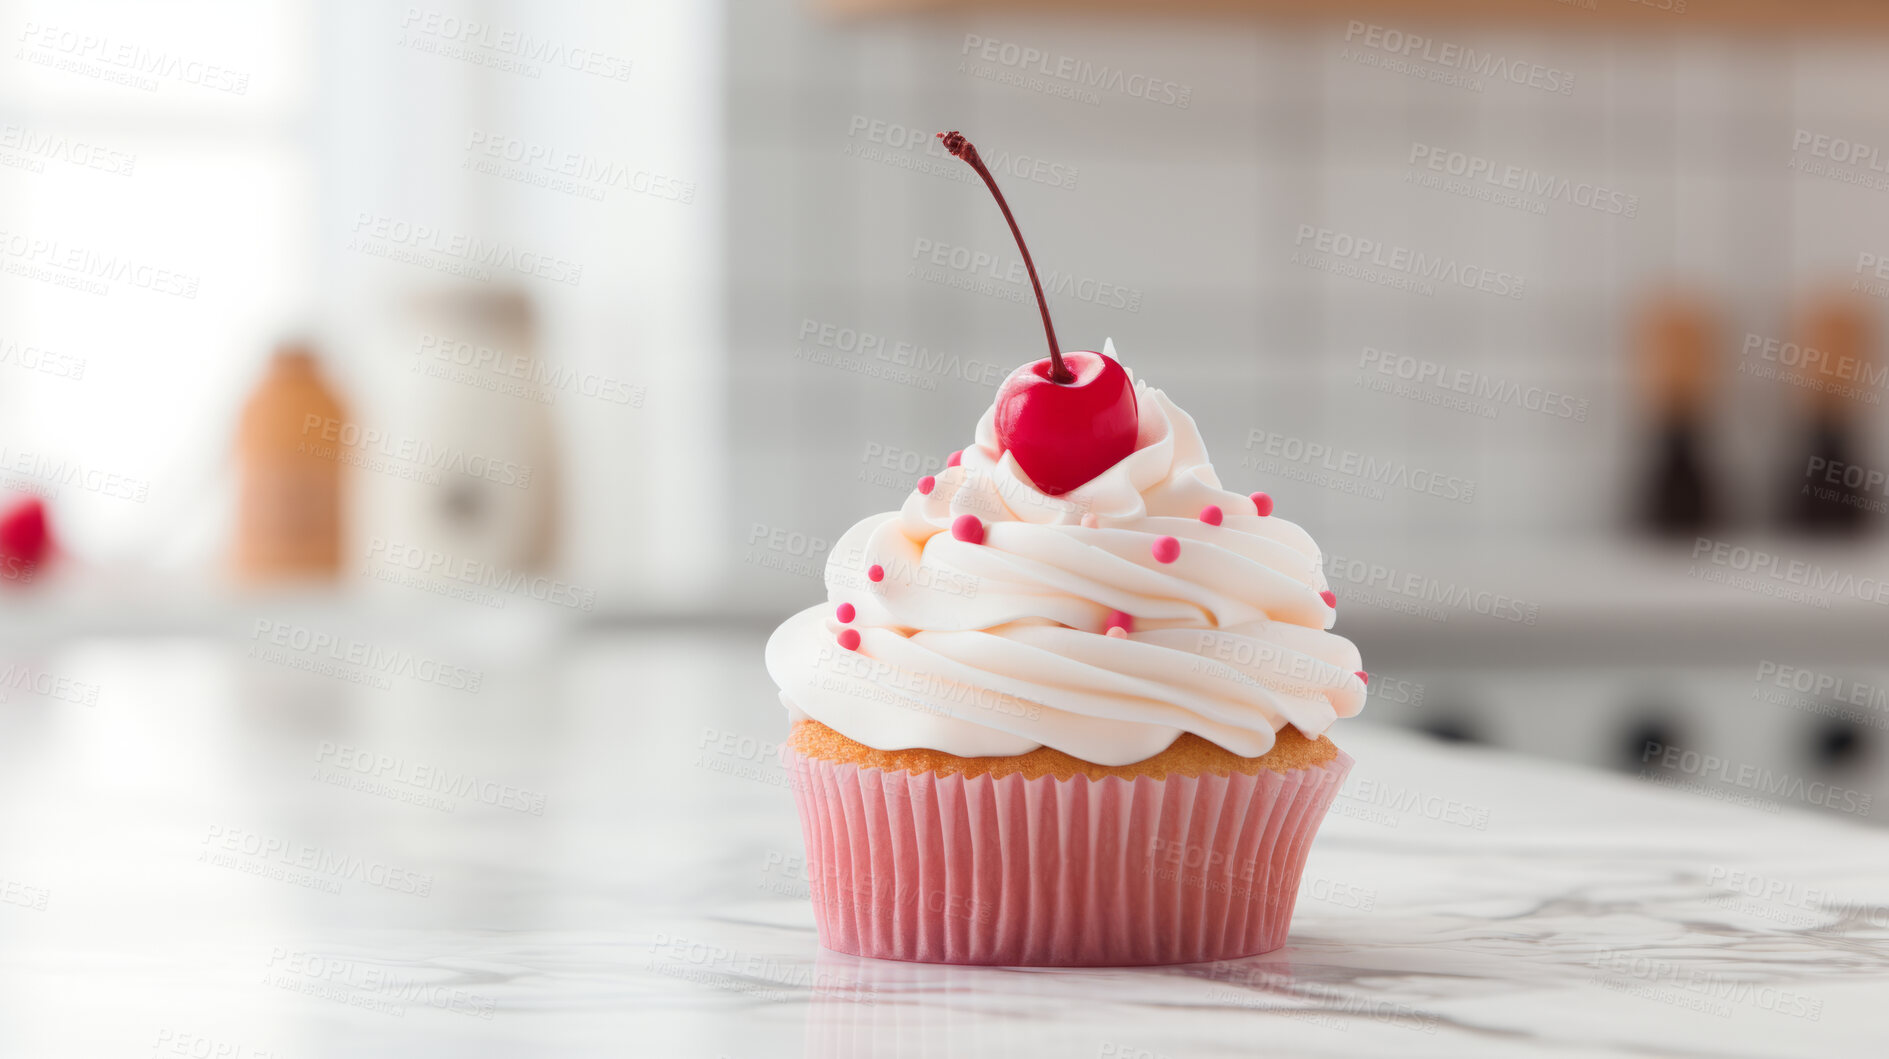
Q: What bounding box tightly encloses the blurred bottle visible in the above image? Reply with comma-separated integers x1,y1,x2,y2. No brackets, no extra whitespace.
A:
234,343,346,581
402,287,559,573
1783,294,1874,535
1634,294,1719,538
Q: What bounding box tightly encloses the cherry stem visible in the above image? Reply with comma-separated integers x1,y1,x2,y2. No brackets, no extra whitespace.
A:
938,130,1071,384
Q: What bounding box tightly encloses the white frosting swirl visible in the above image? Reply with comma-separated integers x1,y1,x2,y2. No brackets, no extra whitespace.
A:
765,362,1366,766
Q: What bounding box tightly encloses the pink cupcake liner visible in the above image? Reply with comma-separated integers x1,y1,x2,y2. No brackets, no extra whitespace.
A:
784,746,1353,966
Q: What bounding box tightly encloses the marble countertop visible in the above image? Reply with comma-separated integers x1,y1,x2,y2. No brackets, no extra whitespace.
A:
1,624,1883,1057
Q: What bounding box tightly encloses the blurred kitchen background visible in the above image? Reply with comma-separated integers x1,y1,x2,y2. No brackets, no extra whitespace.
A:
6,0,1889,816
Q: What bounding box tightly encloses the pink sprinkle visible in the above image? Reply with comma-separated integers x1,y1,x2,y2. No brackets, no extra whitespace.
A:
1105,610,1134,634
1320,590,1337,608
1250,492,1274,517
837,629,861,651
867,564,885,583
1080,513,1099,529
946,450,962,468
1355,670,1369,685
836,602,855,623
1106,626,1128,639
951,514,985,544
917,476,935,495
1199,504,1223,526
1152,536,1181,563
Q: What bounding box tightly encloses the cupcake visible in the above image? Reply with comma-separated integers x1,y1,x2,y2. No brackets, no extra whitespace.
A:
764,132,1366,966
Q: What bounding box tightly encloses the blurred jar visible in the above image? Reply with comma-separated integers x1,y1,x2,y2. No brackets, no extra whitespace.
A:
399,286,559,573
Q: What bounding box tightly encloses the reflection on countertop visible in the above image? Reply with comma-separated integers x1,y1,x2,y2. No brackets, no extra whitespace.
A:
0,626,1884,1056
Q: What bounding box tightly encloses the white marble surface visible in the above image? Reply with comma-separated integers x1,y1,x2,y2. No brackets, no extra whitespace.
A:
1,624,1885,1057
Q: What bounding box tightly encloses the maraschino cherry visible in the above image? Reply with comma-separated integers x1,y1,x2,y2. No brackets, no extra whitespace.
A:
939,131,1137,496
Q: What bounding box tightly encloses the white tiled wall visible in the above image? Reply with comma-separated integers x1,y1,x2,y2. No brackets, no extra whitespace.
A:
723,4,1889,613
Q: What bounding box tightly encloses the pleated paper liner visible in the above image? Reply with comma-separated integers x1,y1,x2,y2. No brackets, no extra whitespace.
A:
785,746,1352,966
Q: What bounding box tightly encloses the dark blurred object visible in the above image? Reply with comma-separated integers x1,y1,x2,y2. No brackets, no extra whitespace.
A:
1810,717,1867,771
1619,714,1685,773
1784,295,1874,535
233,344,347,582
1418,714,1481,745
1635,295,1719,538
0,496,51,585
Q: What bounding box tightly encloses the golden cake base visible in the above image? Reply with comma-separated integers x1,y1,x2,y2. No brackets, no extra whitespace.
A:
787,719,1339,782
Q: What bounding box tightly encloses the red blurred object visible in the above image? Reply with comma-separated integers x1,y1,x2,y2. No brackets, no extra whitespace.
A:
0,496,51,582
